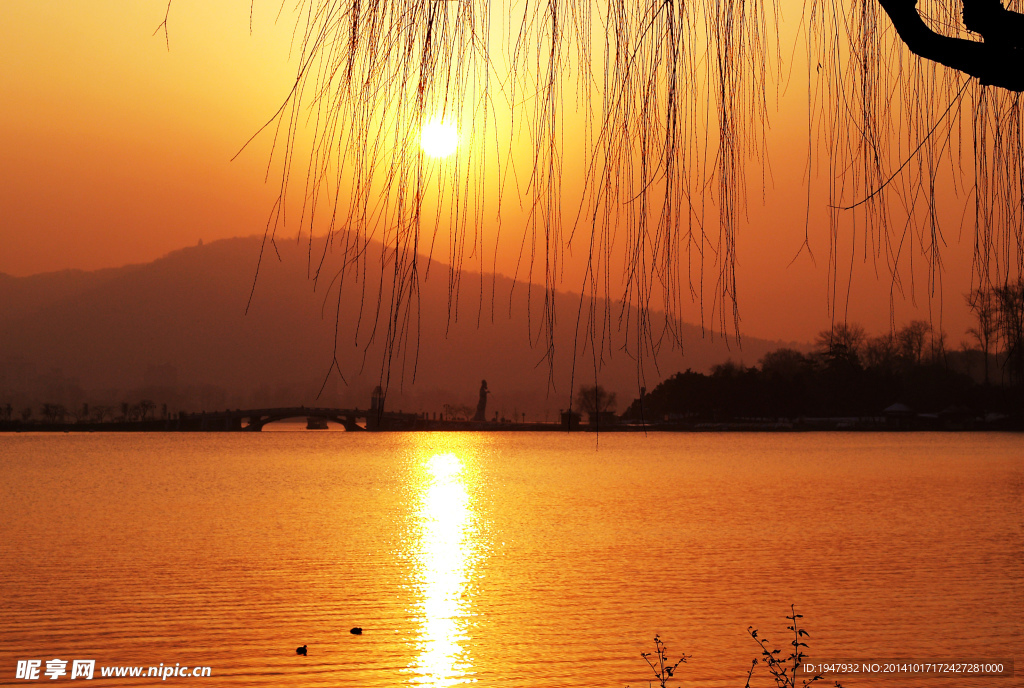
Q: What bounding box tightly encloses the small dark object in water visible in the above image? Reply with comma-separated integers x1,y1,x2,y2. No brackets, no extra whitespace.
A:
296,645,307,656
350,627,363,635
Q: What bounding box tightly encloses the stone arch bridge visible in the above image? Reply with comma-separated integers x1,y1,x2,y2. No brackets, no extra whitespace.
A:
175,407,420,431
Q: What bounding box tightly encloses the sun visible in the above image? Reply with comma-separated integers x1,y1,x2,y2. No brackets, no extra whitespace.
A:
420,118,458,158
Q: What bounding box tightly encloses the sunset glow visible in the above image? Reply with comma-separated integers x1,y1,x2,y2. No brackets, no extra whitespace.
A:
420,119,459,158
0,3,994,342
409,452,475,685
1,5,1022,688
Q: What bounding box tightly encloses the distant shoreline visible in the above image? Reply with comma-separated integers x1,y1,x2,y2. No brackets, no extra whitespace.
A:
2,417,1021,433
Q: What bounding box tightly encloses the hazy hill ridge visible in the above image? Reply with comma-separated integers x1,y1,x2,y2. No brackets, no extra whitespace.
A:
0,236,801,418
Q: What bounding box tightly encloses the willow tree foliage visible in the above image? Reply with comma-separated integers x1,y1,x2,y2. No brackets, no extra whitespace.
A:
161,0,1023,391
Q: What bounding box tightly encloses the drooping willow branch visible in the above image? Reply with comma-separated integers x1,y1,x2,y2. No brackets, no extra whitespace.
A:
807,0,1022,327
161,0,1023,398
206,0,777,398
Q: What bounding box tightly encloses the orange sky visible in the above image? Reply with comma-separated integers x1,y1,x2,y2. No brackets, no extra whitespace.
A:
0,0,988,346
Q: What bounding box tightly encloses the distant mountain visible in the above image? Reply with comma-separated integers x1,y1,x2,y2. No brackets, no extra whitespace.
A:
0,265,142,321
0,236,803,418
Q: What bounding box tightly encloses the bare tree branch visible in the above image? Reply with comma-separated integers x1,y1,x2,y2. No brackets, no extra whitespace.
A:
878,0,1024,90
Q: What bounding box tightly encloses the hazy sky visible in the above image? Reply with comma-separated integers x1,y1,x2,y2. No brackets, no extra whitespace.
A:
0,0,986,345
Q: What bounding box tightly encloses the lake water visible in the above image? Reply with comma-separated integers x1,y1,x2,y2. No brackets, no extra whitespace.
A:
1,432,1021,687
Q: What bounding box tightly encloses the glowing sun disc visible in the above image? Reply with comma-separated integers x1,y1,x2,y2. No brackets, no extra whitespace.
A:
421,118,458,158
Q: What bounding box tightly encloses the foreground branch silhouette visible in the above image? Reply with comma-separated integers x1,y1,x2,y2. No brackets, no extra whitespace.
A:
879,0,1024,89
623,609,844,688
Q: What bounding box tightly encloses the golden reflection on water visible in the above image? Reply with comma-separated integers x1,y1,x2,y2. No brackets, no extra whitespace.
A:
409,452,478,686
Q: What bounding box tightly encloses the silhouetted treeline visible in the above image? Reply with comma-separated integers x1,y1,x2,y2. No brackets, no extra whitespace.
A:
624,315,1023,423
0,399,171,428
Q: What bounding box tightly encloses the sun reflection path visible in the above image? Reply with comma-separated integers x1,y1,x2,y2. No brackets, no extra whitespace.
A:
409,452,478,687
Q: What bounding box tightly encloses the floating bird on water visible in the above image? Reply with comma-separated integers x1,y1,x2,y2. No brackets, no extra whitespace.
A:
350,627,363,635
296,645,307,656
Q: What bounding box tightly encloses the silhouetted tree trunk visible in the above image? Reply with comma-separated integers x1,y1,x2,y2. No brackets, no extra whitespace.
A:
575,385,617,415
898,321,932,366
995,281,1024,387
967,287,999,385
878,0,1024,90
